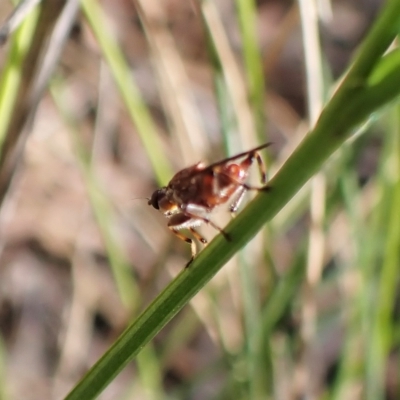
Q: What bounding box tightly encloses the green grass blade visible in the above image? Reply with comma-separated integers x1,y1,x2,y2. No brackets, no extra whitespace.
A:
51,84,139,309
234,0,266,138
365,107,400,400
80,0,172,185
237,252,261,399
0,5,39,153
0,335,8,400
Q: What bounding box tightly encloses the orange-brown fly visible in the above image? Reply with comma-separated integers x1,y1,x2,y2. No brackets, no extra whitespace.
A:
148,143,271,266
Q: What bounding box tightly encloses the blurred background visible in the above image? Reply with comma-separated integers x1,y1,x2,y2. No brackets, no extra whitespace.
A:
1,0,399,399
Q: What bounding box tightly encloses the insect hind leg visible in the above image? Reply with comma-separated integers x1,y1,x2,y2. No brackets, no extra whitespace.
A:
229,187,246,213
191,215,231,242
214,170,271,195
228,179,270,214
214,167,271,214
253,150,267,184
241,150,268,185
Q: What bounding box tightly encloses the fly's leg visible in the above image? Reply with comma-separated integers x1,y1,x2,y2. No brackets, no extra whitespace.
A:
229,186,246,214
253,150,267,184
189,214,231,242
189,227,208,244
211,149,267,200
215,169,271,192
219,148,270,196
212,170,271,215
241,149,267,184
183,204,232,242
185,228,207,268
168,227,197,266
168,213,209,268
239,182,271,191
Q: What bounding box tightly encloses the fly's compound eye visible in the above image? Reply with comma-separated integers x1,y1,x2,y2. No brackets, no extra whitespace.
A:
148,191,160,210
148,189,166,210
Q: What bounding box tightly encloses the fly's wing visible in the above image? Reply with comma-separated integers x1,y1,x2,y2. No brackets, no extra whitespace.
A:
168,162,215,207
168,162,210,194
169,162,206,184
166,143,271,206
203,142,272,172
169,142,271,183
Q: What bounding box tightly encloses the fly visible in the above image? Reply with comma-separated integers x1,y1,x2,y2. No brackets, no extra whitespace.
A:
148,143,271,267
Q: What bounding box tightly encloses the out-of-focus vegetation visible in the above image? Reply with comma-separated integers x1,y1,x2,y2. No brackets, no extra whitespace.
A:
0,0,399,399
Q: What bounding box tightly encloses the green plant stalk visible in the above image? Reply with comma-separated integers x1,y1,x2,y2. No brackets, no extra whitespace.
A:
0,6,39,153
80,0,172,185
234,2,267,395
260,248,306,336
0,335,8,400
159,309,200,365
366,106,400,400
59,65,164,393
65,2,400,398
329,163,369,400
234,0,265,138
85,178,140,308
254,247,306,397
51,83,139,309
136,345,163,399
237,252,261,400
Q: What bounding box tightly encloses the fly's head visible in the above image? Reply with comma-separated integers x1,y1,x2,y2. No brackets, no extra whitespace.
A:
148,187,164,210
148,187,179,217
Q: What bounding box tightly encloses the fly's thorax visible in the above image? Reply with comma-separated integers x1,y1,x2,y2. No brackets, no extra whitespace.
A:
168,174,205,206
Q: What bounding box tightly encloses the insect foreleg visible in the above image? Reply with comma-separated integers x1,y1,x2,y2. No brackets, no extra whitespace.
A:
167,213,208,268
189,227,207,244
169,227,197,258
167,213,202,266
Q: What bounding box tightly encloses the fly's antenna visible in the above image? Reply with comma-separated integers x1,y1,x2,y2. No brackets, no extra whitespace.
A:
128,197,151,205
